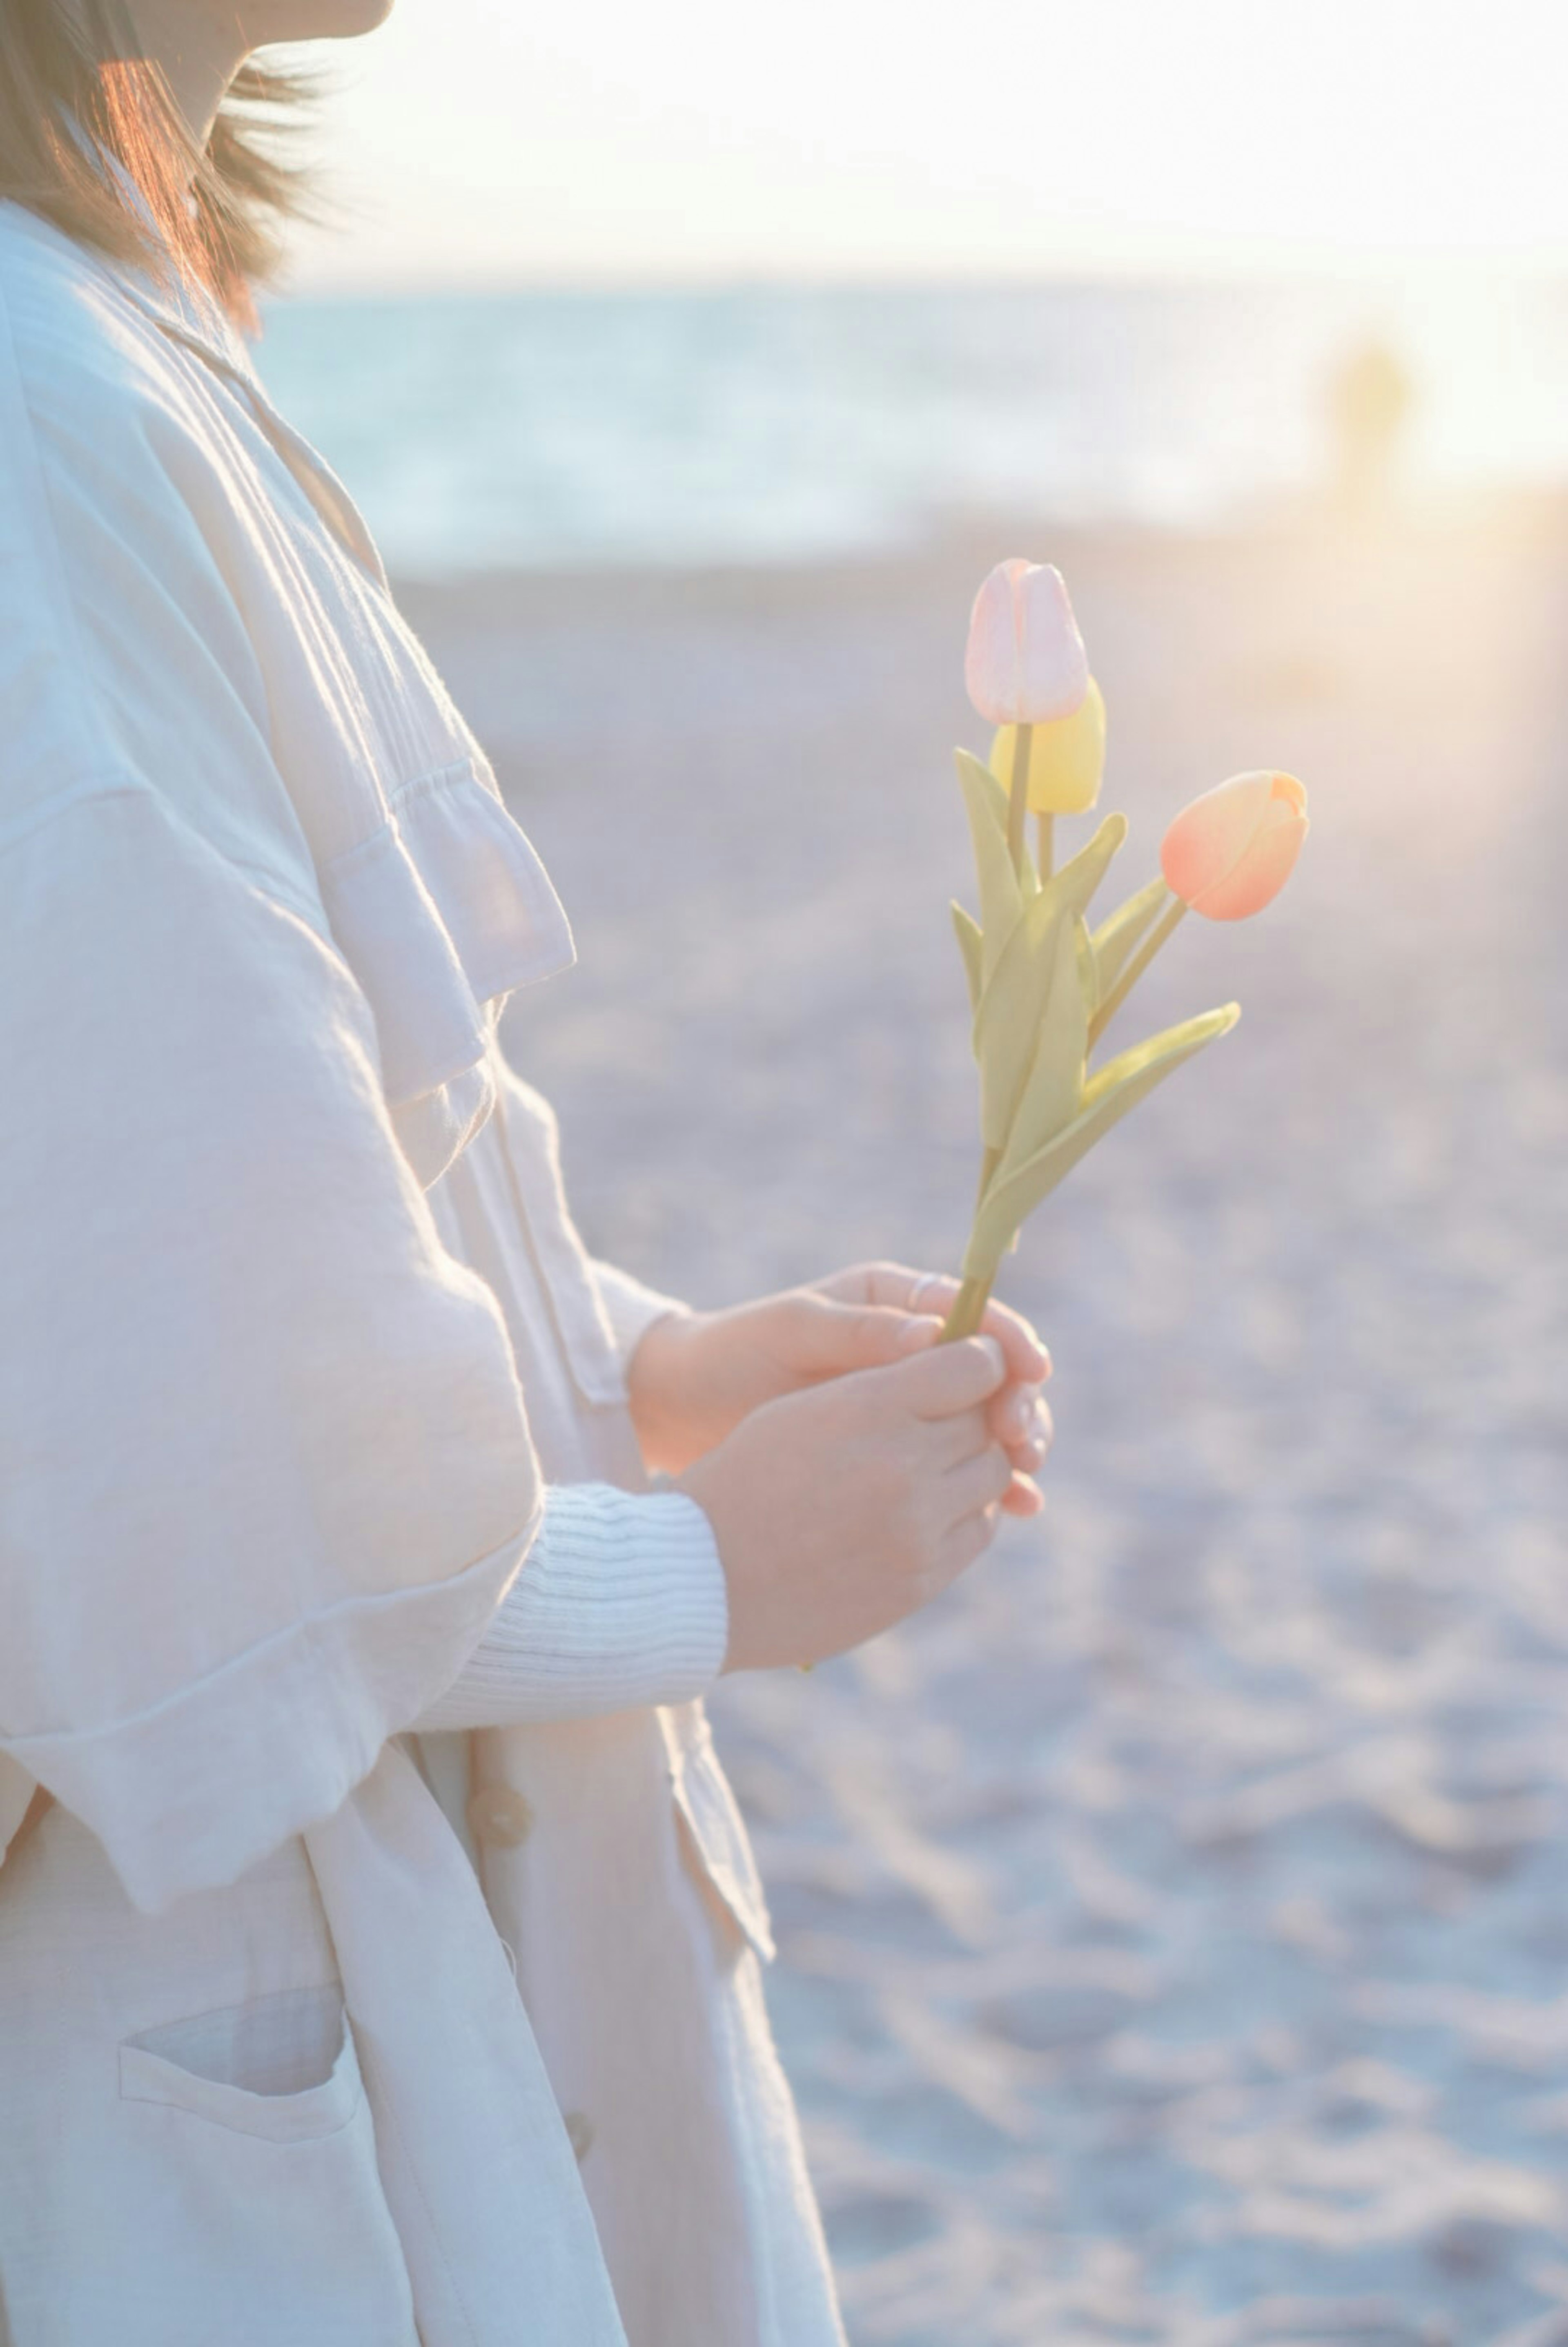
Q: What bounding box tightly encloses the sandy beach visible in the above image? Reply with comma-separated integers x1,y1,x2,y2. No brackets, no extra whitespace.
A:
403,497,1568,2345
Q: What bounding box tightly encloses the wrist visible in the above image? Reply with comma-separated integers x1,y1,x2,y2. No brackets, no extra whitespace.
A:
672,1450,744,1671
626,1307,710,1474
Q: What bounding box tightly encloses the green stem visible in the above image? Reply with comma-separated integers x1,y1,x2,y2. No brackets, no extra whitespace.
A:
1006,723,1033,875
939,1273,993,1343
1087,895,1186,1050
1036,810,1054,883
940,1154,1002,1343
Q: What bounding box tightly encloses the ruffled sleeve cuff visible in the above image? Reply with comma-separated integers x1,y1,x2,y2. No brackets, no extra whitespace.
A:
418,1483,729,1729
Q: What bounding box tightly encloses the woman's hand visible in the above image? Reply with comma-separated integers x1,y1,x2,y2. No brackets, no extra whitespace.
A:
678,1334,1024,1671
626,1260,1052,1508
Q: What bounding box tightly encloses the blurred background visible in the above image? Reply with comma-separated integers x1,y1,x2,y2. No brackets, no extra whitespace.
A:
267,3,1568,2337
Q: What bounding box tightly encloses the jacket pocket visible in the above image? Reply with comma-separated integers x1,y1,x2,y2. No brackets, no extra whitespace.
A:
114,1986,419,2345
662,1702,777,1966
118,1982,362,2144
496,1070,629,1409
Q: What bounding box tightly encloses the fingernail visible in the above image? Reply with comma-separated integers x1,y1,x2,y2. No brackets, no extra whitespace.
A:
973,1336,1005,1375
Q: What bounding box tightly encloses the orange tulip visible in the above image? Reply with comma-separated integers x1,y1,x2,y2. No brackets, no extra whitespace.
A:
964,559,1089,728
1160,771,1308,921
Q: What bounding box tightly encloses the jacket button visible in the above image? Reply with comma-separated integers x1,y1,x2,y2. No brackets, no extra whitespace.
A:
565,2111,594,2162
467,1786,535,1849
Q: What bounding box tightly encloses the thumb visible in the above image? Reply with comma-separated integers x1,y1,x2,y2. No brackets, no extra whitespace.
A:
795,1296,944,1372
877,1332,1008,1419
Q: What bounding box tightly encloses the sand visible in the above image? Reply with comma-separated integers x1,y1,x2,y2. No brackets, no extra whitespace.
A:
401,493,1568,2345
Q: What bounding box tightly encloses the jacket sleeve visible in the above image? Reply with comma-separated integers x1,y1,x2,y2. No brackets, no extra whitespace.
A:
0,780,543,1913
588,1257,692,1372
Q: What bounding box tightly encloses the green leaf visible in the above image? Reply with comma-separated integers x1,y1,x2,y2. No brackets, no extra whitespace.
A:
1091,876,1172,1005
1080,1002,1237,1111
1074,920,1098,1004
993,915,1090,1178
970,811,1128,1151
955,748,1023,983
963,1002,1240,1277
971,745,1014,834
1048,808,1129,912
950,900,984,1018
972,899,1054,1149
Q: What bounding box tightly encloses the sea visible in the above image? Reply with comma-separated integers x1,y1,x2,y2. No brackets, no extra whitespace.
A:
254,272,1568,578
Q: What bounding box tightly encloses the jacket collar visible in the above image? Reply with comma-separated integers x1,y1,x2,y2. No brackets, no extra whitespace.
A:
91,212,390,592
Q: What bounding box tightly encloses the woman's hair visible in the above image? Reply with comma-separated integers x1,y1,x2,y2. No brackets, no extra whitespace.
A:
0,1,315,322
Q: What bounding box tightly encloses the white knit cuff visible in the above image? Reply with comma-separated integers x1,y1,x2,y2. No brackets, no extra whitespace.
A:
418,1482,728,1729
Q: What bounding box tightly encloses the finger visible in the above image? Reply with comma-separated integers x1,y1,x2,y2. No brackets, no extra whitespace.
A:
826,1266,1051,1386
1005,1389,1054,1479
989,1390,1054,1457
1009,1412,1053,1475
819,1262,966,1322
811,1261,920,1309
788,1294,944,1372
937,1505,1000,1584
1000,1431,1050,1484
880,1334,1007,1419
927,1403,996,1471
1000,1470,1045,1518
940,1442,1015,1526
978,1296,1051,1383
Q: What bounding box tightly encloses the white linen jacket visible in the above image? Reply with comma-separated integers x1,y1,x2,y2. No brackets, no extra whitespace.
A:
0,200,846,2347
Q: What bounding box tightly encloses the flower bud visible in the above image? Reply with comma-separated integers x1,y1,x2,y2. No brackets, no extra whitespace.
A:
991,677,1106,815
1160,771,1308,921
964,559,1089,728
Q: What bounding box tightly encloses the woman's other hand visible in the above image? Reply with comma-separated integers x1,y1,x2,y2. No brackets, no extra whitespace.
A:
626,1259,1051,1506
679,1335,1028,1671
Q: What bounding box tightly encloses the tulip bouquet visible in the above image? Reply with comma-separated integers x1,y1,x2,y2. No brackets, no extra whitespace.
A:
940,559,1308,1341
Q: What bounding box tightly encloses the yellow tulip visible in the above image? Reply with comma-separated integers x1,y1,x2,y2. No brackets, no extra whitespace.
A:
990,677,1107,817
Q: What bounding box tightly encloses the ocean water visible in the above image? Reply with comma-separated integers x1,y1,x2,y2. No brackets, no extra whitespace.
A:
254,274,1568,578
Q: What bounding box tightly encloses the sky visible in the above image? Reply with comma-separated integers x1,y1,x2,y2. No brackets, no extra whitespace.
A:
280,0,1568,290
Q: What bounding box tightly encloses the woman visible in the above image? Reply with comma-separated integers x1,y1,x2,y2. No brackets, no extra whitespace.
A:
0,4,1053,2341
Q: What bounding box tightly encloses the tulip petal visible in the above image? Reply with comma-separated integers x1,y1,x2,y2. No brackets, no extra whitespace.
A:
964,564,1026,728
1160,772,1278,906
1017,566,1090,723
1190,813,1307,921
991,676,1106,818
964,559,1089,726
1160,770,1308,922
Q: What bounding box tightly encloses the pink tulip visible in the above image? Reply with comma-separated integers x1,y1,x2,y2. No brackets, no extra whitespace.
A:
1160,771,1309,921
964,559,1089,728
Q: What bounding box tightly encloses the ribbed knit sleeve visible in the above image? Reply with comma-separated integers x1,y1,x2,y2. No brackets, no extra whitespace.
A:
418,1483,729,1728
